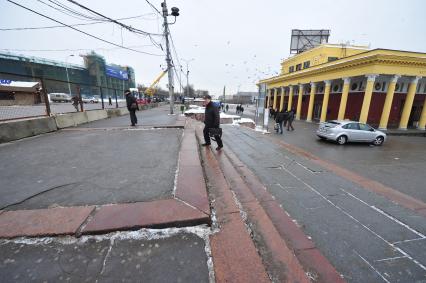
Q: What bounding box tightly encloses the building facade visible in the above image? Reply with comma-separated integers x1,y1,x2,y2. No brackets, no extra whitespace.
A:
220,91,257,104
0,51,136,99
260,44,426,130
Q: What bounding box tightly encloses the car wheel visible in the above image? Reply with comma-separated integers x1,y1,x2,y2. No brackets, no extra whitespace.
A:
337,135,347,145
373,136,384,146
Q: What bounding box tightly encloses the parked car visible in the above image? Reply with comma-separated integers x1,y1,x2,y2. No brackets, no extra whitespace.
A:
316,120,387,146
136,98,148,105
49,93,71,103
81,95,98,103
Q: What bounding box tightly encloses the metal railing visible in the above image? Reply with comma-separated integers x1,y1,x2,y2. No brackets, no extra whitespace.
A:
0,71,127,121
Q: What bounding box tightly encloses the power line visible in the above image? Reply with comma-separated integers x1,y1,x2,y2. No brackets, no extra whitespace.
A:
0,44,158,53
65,0,162,36
6,0,165,56
37,0,103,21
0,14,156,31
145,0,162,16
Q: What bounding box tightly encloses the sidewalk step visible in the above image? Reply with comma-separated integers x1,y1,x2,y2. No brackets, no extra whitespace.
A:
224,149,345,283
196,128,270,283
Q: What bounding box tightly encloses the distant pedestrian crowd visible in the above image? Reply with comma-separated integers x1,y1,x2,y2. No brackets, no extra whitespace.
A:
236,104,244,115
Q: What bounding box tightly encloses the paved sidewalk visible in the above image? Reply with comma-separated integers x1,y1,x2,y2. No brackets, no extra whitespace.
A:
0,106,212,282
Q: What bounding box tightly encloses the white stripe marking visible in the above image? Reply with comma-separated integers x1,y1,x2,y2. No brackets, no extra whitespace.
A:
281,166,426,271
375,256,408,262
340,188,426,239
353,249,391,283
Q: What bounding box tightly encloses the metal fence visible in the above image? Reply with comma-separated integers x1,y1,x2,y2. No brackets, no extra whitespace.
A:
0,71,127,121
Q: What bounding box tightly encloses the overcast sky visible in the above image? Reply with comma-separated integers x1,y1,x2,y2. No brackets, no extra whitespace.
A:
1,0,426,97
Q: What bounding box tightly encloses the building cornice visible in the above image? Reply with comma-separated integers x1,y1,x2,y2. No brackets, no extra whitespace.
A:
260,52,426,85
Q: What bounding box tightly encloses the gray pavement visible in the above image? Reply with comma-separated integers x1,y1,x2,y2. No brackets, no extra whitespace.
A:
0,229,210,282
0,105,181,210
240,107,426,203
223,125,426,283
78,106,179,128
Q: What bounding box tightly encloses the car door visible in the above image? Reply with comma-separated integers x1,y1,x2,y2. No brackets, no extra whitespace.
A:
342,123,362,141
358,123,375,141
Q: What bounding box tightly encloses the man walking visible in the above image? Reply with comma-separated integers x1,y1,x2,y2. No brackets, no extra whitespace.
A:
202,94,223,150
71,95,79,112
275,110,285,134
125,89,138,126
225,104,229,113
287,108,295,131
108,96,112,106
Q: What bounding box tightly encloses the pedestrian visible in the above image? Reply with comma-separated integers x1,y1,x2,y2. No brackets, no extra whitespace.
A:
283,110,289,128
125,89,138,126
287,108,295,131
240,106,244,115
225,104,229,113
108,96,112,106
269,106,274,118
71,95,79,112
202,94,223,151
275,111,285,134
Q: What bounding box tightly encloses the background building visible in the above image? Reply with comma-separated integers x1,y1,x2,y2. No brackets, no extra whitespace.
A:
260,44,426,130
220,91,256,104
0,51,136,100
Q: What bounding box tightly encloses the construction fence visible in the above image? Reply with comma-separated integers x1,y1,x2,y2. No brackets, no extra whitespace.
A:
0,71,128,122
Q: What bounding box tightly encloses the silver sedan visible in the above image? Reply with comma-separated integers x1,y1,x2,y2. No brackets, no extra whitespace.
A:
316,120,387,146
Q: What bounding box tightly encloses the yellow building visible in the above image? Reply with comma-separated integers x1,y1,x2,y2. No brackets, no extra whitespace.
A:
260,44,426,130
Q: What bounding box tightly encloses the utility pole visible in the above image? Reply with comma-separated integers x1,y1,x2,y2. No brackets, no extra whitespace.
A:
223,85,226,103
186,67,189,97
181,58,194,98
162,0,175,114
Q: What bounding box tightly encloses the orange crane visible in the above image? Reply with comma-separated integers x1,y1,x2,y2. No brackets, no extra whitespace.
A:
144,70,168,96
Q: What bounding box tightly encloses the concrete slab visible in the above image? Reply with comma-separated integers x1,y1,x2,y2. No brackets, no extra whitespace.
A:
0,129,181,210
85,110,108,122
82,199,209,234
0,238,109,282
99,233,209,282
0,116,57,143
0,206,93,238
0,232,209,282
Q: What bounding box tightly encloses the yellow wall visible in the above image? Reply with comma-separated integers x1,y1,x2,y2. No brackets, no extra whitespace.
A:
262,49,426,89
280,44,369,75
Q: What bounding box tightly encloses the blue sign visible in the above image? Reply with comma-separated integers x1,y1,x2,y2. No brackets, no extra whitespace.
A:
0,79,12,85
105,65,128,80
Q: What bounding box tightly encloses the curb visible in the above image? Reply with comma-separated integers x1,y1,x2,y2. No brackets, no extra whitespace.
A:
196,126,270,283
224,149,345,283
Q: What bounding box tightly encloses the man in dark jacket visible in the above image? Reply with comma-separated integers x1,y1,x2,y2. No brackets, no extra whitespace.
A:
287,108,295,131
125,89,138,126
275,111,286,134
202,95,223,150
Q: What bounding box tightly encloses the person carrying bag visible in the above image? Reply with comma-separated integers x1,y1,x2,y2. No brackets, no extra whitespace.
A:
201,94,223,151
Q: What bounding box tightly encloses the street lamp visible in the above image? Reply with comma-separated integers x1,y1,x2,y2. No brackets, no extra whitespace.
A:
181,58,194,97
65,54,74,96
